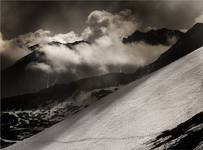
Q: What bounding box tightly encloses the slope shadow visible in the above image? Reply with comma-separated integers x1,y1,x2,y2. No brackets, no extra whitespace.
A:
150,111,203,149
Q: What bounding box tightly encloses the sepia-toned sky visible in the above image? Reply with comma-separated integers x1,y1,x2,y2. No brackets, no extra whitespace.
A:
1,0,203,40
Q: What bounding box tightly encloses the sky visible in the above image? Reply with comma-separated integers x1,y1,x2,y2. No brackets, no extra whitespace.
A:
1,0,203,40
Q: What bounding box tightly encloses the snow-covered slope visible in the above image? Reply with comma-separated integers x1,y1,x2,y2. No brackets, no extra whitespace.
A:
4,47,203,150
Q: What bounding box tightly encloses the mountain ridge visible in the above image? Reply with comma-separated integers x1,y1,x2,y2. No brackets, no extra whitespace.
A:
123,28,184,45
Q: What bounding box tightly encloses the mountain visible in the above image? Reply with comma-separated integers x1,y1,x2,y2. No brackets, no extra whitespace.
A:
1,24,201,98
131,23,203,79
1,50,50,98
3,45,203,150
1,23,203,149
4,23,203,109
1,39,90,83
1,40,91,98
123,28,184,45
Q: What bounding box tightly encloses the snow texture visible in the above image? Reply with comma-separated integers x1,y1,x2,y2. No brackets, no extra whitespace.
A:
3,47,203,150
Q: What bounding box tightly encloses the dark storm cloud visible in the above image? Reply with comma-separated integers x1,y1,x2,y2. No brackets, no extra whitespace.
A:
1,1,120,39
1,0,203,40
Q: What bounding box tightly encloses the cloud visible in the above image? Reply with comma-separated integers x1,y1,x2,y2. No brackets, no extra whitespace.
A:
2,10,169,77
15,29,81,46
28,38,167,76
52,31,82,43
26,62,52,73
195,11,203,23
0,29,83,69
82,9,138,41
27,10,168,75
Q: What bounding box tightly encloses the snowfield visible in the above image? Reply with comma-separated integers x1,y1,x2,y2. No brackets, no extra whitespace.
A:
4,47,203,150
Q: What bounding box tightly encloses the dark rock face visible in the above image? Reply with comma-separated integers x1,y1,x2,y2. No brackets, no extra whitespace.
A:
123,28,184,45
150,111,203,150
48,40,90,49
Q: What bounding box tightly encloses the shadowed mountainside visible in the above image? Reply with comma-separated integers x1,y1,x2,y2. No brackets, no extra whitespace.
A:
131,23,203,79
123,28,184,45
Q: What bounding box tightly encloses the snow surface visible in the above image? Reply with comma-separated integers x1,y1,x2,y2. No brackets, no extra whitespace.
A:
4,47,203,150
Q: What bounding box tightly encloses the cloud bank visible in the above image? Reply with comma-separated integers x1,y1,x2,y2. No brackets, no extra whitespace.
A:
1,10,168,76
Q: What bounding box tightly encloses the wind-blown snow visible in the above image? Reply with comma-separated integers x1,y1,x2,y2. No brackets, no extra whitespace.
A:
4,47,203,150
